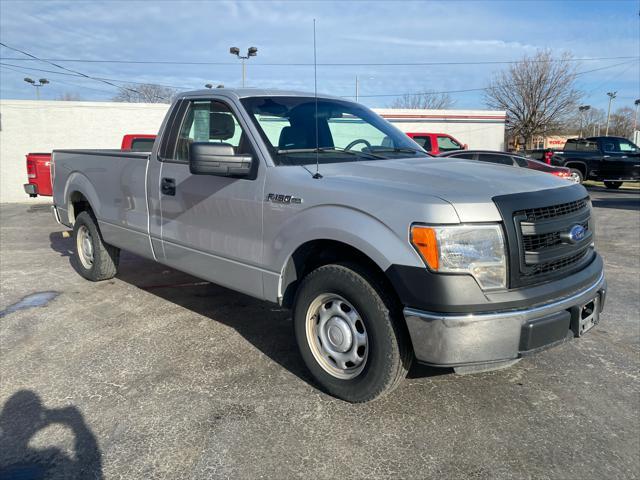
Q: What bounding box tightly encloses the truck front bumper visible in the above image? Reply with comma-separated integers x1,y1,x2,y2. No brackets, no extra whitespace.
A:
404,269,606,368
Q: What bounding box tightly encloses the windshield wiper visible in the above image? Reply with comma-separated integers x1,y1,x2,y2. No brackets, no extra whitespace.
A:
371,147,422,155
276,147,383,160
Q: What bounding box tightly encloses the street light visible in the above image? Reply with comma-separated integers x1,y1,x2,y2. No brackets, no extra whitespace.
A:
605,91,617,136
23,77,49,100
229,46,258,87
578,105,590,138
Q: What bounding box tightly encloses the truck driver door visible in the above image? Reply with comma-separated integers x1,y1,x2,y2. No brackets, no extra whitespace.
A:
155,98,265,298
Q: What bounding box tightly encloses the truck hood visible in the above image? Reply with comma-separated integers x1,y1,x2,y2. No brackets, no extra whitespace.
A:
317,157,577,222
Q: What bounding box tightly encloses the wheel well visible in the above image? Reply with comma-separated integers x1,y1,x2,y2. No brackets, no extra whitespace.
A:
565,162,586,177
69,191,93,224
281,239,399,309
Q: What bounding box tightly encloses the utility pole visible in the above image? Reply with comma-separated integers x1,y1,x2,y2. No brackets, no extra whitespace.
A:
605,91,617,136
578,105,590,138
355,75,359,102
634,99,640,133
229,47,258,87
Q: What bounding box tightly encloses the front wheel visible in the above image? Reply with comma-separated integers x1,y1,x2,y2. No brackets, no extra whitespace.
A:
604,181,622,190
293,263,412,402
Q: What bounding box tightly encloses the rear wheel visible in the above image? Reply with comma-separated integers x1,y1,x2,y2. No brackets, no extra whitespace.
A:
604,181,622,190
568,168,584,184
72,211,120,281
293,263,412,403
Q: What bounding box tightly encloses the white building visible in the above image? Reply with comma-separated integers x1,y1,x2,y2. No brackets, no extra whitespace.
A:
0,100,506,203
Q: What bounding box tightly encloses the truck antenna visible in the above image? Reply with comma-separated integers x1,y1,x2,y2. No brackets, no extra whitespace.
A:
312,18,322,179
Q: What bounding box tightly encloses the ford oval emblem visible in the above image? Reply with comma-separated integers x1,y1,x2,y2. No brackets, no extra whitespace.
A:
568,224,586,243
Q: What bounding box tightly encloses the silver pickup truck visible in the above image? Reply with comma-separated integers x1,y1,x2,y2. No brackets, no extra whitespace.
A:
52,89,606,402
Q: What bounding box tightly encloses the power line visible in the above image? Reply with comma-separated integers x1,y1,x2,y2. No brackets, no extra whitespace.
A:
0,42,140,94
0,62,188,90
0,63,117,95
347,59,640,98
0,55,637,67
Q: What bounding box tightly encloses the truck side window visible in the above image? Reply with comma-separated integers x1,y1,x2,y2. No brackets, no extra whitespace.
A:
437,136,462,152
411,136,432,151
173,100,253,162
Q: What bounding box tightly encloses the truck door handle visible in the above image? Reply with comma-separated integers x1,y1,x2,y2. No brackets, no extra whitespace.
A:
161,177,176,196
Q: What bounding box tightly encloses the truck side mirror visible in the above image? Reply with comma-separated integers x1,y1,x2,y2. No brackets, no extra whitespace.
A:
189,143,253,177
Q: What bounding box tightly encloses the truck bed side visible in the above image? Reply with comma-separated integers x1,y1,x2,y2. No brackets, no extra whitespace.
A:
52,149,155,260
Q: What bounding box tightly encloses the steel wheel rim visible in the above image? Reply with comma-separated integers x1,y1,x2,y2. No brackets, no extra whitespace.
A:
569,172,581,183
305,293,368,380
77,225,94,269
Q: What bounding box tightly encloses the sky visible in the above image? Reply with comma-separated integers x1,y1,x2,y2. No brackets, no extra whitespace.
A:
0,0,638,111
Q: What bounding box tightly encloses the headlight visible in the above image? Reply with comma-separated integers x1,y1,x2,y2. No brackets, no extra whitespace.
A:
410,224,507,290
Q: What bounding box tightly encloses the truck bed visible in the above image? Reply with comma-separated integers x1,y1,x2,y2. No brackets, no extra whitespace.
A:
52,149,154,259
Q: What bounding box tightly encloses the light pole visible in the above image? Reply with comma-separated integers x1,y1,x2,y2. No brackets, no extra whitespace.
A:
605,91,617,136
229,46,257,87
578,105,590,138
24,77,49,100
634,99,640,133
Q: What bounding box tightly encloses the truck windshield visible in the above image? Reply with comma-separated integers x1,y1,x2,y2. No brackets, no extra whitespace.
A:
241,96,429,166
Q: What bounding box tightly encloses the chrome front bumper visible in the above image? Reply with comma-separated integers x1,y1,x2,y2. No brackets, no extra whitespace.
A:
404,271,606,367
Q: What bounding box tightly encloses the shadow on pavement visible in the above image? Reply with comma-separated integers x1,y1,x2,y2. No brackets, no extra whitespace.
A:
590,197,640,211
0,390,103,480
48,232,448,390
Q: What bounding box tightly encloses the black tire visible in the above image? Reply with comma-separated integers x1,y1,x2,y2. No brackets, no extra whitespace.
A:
72,211,120,281
568,168,584,184
293,263,412,403
604,181,622,190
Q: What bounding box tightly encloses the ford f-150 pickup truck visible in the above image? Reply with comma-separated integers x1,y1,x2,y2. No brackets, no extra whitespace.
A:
52,89,606,402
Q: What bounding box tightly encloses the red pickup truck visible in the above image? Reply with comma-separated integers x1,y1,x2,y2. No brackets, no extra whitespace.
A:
405,132,467,155
24,134,156,198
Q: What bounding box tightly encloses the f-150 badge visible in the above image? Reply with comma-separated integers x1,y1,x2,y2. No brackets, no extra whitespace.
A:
267,193,303,204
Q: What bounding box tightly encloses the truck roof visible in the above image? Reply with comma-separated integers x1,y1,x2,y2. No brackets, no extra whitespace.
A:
177,88,345,102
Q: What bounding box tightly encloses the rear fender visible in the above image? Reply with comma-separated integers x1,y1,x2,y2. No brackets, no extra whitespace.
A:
63,172,102,225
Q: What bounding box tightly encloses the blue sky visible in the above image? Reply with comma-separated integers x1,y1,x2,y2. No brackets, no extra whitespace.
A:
1,0,638,110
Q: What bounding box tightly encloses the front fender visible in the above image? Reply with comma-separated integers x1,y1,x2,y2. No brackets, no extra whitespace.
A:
267,204,424,275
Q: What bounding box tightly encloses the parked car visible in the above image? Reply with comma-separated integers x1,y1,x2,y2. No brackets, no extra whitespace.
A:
549,136,640,188
405,132,466,155
439,150,574,181
52,89,605,402
24,134,157,198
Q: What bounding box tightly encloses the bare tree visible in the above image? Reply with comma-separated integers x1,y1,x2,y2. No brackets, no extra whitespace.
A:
390,91,455,109
112,83,177,103
565,107,606,136
608,107,635,139
485,50,580,149
57,92,83,101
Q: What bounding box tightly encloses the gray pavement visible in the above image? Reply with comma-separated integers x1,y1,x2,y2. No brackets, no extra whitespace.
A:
1,185,638,479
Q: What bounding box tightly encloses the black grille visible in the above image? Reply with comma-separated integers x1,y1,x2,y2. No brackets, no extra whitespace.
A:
493,186,594,288
522,250,590,277
522,220,589,251
516,198,588,222
515,197,592,282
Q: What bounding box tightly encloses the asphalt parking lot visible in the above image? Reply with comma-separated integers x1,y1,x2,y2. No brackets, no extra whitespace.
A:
1,186,638,480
